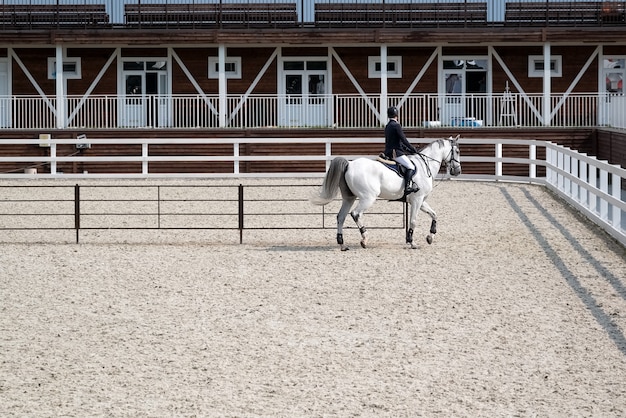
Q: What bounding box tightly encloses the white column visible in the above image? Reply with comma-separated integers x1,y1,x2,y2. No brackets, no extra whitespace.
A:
55,45,66,129
218,44,227,128
543,42,551,126
380,44,388,125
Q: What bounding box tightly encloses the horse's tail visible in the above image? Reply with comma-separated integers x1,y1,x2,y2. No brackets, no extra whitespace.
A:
309,157,350,206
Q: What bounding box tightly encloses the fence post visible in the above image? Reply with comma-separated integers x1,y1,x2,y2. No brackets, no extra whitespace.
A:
611,170,622,231
238,184,244,244
529,143,536,179
495,142,502,178
74,184,80,243
142,143,149,175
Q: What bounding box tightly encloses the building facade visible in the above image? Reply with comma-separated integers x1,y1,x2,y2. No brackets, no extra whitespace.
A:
0,0,625,130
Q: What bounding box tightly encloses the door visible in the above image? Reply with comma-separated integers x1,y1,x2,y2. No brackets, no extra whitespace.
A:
0,60,9,128
442,69,464,125
601,58,625,128
122,71,144,127
440,59,488,126
120,60,169,128
280,60,328,127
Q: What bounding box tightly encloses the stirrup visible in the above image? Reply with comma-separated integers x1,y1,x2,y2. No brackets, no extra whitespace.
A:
404,183,419,195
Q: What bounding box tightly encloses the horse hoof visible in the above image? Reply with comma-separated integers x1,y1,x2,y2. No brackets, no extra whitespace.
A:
426,235,433,245
341,245,350,251
360,241,367,249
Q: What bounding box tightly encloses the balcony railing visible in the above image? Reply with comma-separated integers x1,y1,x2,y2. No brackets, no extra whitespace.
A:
0,1,624,29
1,93,625,130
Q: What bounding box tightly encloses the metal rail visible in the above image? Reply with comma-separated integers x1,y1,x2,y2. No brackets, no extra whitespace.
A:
0,183,406,244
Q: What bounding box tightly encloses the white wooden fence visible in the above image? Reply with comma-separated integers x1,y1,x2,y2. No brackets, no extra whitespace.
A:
0,136,624,245
545,143,625,247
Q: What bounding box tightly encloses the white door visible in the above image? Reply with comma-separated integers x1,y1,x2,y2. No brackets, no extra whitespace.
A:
155,72,170,127
280,60,328,127
0,60,9,128
306,72,327,127
121,71,145,127
282,72,303,127
601,58,625,128
120,60,169,128
442,70,464,125
440,59,488,126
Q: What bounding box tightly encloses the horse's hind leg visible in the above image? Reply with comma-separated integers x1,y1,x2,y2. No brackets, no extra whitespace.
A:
420,201,437,245
336,197,355,251
350,196,376,248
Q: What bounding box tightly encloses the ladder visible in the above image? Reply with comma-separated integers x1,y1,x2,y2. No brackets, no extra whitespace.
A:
499,81,518,126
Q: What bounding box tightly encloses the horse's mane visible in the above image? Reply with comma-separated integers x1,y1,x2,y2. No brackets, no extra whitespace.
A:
416,138,446,153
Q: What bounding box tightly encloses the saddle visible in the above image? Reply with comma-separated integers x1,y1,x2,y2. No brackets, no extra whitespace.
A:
376,153,404,177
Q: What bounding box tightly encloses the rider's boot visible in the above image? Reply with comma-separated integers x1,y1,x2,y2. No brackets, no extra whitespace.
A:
404,169,419,195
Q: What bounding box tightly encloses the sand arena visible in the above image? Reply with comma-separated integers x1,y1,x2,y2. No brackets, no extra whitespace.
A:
1,179,625,416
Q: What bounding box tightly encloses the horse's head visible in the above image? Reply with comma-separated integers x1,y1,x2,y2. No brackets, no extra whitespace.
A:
445,136,462,176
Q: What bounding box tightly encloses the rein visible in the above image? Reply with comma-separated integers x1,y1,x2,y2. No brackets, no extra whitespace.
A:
416,141,447,178
416,152,433,177
416,139,458,184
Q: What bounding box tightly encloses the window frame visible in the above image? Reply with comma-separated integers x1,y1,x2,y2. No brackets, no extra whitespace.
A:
528,55,562,78
368,56,402,78
208,57,242,79
47,57,81,80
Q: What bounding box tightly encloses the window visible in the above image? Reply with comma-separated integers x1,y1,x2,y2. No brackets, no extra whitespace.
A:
368,56,402,78
528,55,562,78
208,57,241,79
47,58,81,79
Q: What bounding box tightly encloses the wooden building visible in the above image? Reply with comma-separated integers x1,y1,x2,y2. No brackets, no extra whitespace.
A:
0,0,625,174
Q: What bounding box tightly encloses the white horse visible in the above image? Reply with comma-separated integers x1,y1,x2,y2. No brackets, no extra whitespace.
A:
310,137,461,250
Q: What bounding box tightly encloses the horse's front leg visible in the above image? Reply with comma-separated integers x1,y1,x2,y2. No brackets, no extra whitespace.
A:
420,201,437,245
406,198,422,249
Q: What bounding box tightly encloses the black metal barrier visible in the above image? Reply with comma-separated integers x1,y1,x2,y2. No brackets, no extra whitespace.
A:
0,184,407,244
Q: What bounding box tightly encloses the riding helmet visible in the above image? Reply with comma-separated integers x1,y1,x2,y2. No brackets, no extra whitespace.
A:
387,106,398,118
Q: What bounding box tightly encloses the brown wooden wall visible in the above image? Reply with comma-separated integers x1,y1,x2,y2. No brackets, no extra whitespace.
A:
596,129,626,167
4,44,613,97
491,45,600,94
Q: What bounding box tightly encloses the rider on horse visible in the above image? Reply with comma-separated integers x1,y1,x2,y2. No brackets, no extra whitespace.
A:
384,106,420,196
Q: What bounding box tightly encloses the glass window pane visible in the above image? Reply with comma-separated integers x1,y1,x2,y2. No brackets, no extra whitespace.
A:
606,73,623,93
126,75,142,95
307,61,327,70
148,61,167,70
445,73,462,94
467,59,487,70
444,60,464,69
605,59,625,69
285,74,302,94
284,61,304,70
124,61,144,71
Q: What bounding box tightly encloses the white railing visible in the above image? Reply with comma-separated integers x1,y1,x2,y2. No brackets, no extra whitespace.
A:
545,142,625,247
3,93,625,130
0,136,623,244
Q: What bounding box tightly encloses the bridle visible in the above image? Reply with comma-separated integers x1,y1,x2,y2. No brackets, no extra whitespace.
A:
445,140,461,169
418,138,460,174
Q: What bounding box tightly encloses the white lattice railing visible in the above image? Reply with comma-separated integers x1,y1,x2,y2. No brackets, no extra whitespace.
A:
2,93,625,130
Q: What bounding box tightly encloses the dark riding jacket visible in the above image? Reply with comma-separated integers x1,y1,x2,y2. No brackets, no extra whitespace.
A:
384,119,418,159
